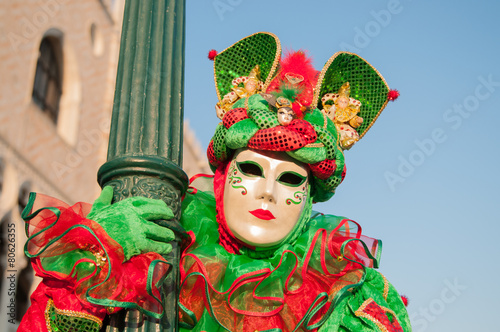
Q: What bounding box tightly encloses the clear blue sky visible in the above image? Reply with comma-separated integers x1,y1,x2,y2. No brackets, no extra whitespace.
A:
183,1,500,331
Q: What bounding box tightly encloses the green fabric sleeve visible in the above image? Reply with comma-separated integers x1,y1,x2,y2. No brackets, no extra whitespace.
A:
319,268,411,331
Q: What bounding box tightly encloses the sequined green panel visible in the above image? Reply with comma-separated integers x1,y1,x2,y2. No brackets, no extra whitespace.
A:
248,108,280,129
311,124,339,160
214,32,280,101
315,53,390,137
47,302,100,332
212,124,228,160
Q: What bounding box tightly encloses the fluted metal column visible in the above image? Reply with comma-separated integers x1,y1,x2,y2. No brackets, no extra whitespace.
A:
97,0,188,331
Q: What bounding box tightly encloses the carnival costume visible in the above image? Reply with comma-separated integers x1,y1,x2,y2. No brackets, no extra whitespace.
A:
19,32,410,332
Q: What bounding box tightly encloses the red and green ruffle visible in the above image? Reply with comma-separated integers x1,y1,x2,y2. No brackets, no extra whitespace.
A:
178,186,409,331
19,193,170,331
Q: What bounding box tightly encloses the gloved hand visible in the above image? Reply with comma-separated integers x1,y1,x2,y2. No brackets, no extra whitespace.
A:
87,186,175,261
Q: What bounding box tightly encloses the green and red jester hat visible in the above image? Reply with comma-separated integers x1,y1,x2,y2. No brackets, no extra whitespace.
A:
207,32,398,203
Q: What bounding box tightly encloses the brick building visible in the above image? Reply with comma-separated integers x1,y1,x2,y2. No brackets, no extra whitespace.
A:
0,1,209,329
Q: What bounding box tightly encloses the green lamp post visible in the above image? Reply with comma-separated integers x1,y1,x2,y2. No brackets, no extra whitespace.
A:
97,0,187,331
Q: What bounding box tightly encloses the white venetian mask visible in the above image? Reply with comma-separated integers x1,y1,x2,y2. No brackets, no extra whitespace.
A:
223,149,309,247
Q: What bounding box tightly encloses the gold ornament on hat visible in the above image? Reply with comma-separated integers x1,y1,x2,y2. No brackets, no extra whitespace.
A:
247,65,261,82
321,82,364,150
215,65,265,120
338,82,350,99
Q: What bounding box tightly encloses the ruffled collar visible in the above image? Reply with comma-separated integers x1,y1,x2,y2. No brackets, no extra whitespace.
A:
179,182,381,331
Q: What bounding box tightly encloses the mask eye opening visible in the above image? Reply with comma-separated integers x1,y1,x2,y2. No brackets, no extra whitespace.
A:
237,161,264,177
277,172,307,187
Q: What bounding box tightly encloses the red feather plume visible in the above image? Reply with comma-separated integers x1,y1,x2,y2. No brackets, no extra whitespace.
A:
400,295,409,307
388,89,400,101
266,50,319,115
208,49,217,61
278,50,318,85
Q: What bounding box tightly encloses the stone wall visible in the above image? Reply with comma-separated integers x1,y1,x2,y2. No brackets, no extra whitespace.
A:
0,1,209,328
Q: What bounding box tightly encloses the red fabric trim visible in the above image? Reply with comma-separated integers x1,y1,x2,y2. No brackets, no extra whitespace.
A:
213,162,243,254
357,299,404,332
20,195,171,329
189,173,215,184
179,220,376,330
223,108,249,129
18,281,105,332
179,231,196,277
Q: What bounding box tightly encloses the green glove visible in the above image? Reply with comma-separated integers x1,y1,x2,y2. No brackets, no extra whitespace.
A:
87,186,175,261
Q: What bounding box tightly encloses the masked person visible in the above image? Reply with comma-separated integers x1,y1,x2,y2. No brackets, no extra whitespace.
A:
19,33,409,332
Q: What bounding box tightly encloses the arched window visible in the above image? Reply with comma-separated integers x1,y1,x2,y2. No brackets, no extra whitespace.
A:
32,36,63,124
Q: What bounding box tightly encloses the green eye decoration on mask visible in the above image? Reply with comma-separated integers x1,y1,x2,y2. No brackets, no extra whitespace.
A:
277,171,307,187
228,162,247,195
286,190,306,205
236,161,264,178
